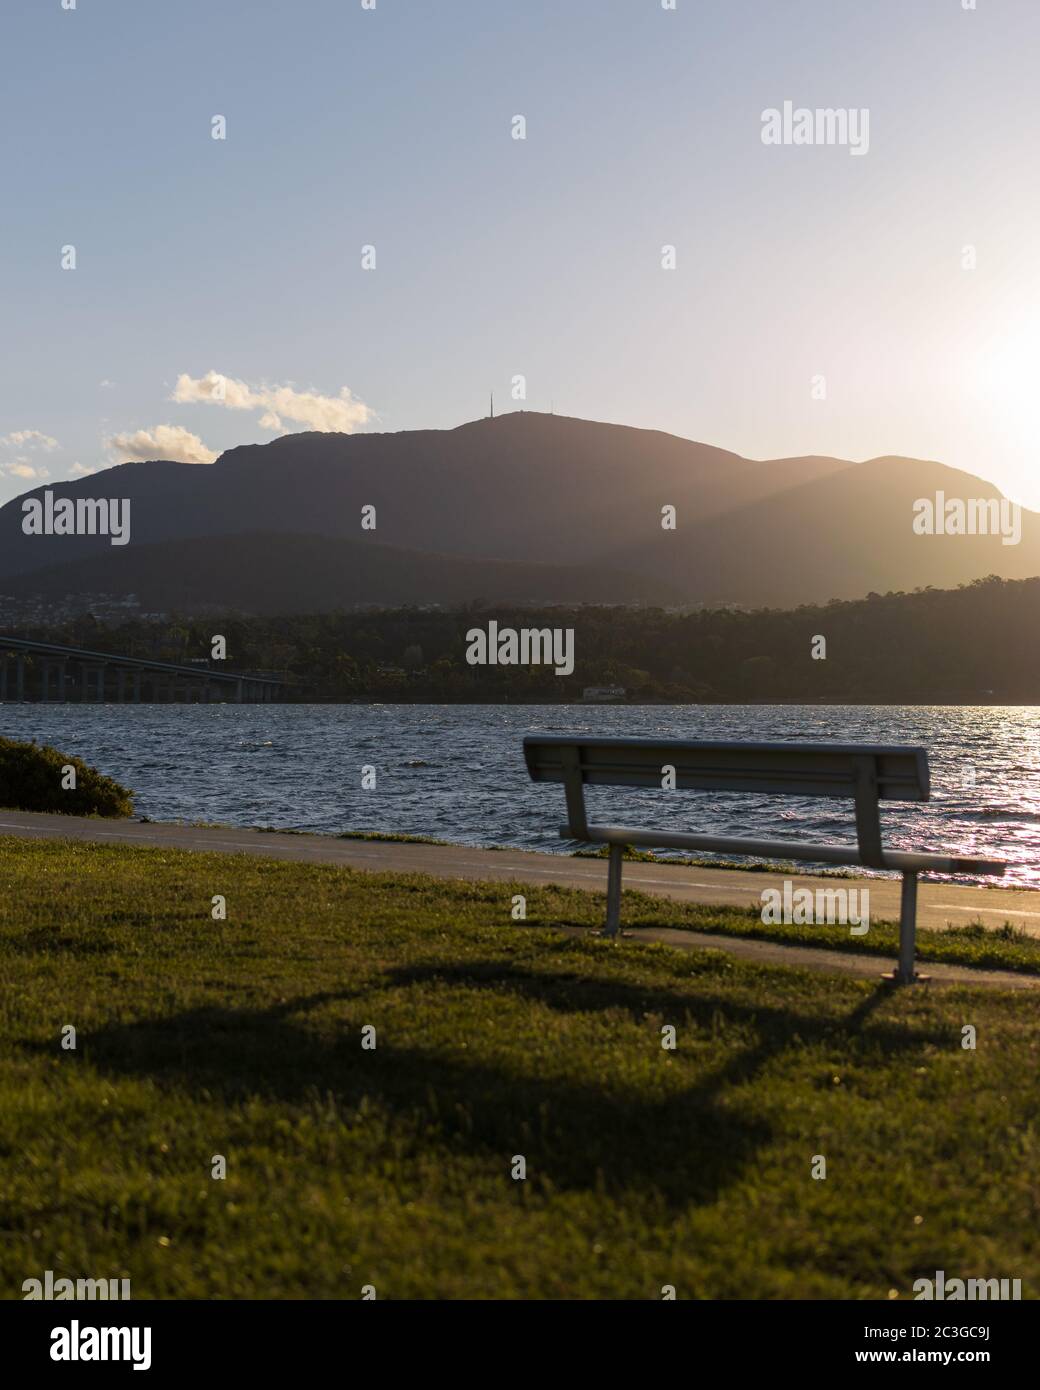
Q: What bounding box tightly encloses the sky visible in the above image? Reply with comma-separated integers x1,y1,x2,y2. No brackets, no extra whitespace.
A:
2,0,1038,507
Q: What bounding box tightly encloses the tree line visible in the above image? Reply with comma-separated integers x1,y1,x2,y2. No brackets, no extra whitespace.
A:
7,575,1035,703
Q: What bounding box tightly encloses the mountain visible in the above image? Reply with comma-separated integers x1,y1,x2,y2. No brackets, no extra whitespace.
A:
0,412,1036,611
0,414,850,580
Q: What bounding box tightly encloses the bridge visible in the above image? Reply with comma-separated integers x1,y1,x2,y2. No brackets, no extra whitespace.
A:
0,635,288,703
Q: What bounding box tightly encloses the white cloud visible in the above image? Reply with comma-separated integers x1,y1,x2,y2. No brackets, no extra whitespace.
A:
69,461,96,477
107,424,217,465
2,429,59,450
172,370,371,434
3,459,50,480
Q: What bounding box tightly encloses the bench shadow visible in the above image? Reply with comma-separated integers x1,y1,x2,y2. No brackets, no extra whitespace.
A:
29,970,928,1210
382,959,948,1053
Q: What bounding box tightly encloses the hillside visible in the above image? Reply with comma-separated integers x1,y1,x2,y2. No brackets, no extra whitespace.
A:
609,455,1040,606
0,530,679,614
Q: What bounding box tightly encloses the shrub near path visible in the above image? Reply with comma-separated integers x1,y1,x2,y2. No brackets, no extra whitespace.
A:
0,737,134,817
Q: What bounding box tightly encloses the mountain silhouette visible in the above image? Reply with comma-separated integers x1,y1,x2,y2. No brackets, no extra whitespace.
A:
0,412,1035,611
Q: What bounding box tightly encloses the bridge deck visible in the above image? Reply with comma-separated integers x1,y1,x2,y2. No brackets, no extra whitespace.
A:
0,633,286,702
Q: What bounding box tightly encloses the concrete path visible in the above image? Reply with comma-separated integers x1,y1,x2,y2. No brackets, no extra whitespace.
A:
1,809,1036,934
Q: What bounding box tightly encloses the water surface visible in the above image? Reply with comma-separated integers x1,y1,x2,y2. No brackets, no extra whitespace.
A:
2,704,1037,887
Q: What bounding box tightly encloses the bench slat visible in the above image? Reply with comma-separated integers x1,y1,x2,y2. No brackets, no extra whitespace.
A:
564,824,1005,877
524,737,929,801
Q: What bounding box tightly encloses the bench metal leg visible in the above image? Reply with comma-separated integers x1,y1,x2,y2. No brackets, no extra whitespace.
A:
605,843,624,937
894,870,918,984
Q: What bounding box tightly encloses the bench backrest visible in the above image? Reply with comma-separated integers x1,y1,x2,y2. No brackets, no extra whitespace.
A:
523,736,931,868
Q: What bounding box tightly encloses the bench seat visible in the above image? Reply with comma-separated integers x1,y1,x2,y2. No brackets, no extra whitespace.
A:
564,823,1007,878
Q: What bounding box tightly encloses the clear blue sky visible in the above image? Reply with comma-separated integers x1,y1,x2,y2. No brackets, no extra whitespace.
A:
2,0,1038,504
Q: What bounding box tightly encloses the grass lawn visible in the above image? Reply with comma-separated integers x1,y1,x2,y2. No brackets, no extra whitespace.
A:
0,834,1038,1300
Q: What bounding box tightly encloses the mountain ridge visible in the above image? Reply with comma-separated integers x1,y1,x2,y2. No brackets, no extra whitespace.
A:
0,412,1035,610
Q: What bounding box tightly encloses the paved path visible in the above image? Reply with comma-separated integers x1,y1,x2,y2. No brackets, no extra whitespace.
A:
1,809,1036,933
2,810,1038,988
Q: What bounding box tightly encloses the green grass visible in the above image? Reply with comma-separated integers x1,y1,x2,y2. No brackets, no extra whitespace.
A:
1,835,1038,1300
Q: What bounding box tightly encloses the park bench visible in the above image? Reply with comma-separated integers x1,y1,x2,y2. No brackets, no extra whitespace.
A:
523,736,1006,983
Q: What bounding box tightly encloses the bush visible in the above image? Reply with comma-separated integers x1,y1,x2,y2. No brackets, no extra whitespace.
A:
0,737,134,817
